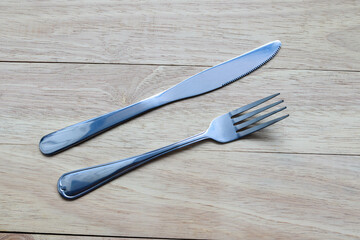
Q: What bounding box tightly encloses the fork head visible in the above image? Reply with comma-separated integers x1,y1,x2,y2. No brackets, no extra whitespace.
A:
205,93,289,143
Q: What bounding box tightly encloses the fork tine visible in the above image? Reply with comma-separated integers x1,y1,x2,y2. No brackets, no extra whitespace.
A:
232,100,283,124
229,93,280,117
238,114,289,137
235,106,286,131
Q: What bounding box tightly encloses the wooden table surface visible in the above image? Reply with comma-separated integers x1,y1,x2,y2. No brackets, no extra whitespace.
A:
1,1,359,239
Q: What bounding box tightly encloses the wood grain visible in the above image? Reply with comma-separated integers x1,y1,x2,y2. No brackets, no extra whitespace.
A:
1,0,360,239
0,147,359,239
0,63,359,239
0,0,359,70
0,233,145,240
1,63,359,155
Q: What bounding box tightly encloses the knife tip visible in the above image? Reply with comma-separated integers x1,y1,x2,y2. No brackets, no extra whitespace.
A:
273,40,282,46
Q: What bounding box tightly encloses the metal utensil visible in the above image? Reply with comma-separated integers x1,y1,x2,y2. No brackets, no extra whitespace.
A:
58,93,288,200
40,41,281,155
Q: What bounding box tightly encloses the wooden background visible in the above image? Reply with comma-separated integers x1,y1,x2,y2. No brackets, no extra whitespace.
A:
1,0,359,239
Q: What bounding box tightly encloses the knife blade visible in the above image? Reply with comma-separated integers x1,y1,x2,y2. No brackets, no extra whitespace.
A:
39,40,281,155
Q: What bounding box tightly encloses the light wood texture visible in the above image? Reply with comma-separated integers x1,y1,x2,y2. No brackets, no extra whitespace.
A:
0,0,359,71
1,63,359,155
1,0,360,239
0,63,360,239
0,147,359,239
0,233,143,240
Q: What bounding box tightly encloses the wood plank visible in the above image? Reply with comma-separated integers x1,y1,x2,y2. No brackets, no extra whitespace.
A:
0,0,359,70
0,233,148,240
0,147,359,239
1,63,360,239
0,63,359,155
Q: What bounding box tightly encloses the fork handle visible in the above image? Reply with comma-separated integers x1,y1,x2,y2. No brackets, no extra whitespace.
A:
58,132,208,199
39,95,165,155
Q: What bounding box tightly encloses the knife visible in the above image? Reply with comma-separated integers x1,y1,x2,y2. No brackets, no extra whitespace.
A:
39,40,281,155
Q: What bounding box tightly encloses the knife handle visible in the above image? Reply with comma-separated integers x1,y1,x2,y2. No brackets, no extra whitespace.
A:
39,96,163,155
57,132,207,199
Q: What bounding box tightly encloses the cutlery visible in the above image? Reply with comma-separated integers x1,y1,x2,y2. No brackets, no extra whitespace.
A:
40,41,281,155
58,93,288,199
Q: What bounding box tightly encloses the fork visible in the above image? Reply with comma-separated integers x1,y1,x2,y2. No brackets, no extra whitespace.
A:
58,93,288,199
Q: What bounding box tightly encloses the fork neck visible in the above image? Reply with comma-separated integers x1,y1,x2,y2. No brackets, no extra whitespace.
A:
137,131,208,164
169,132,209,151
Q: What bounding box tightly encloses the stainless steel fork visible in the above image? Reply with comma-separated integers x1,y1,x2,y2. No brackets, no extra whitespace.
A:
58,93,288,199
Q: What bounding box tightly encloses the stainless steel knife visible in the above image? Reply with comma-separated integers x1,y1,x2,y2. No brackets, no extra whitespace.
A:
39,40,281,155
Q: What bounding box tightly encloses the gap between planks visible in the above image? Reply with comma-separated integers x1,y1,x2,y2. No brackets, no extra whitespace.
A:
0,231,197,240
1,142,360,158
0,60,360,73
